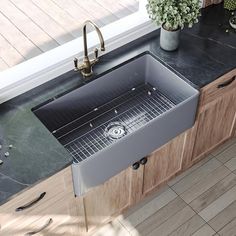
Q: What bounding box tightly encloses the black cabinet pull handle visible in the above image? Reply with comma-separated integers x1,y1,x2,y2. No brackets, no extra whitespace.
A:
140,157,148,165
217,76,235,88
15,192,46,212
25,218,53,235
132,162,140,170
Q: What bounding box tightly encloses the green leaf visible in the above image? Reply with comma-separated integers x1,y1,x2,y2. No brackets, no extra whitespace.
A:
146,0,201,30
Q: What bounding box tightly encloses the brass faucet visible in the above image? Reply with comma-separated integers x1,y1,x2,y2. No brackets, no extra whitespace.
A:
74,20,105,77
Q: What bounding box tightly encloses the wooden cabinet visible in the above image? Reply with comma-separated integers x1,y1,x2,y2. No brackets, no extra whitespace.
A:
192,93,236,160
185,69,236,165
82,166,143,234
0,167,85,236
141,132,186,197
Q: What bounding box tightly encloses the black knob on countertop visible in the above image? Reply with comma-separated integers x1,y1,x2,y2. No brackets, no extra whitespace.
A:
132,162,140,170
140,157,148,165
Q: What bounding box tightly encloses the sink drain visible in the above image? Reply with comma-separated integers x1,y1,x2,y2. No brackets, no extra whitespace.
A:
105,122,127,140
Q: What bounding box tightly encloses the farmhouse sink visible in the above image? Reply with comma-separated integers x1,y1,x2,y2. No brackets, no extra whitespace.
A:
33,52,199,196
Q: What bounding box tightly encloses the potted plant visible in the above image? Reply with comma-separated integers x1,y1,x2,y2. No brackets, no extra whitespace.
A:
146,0,201,51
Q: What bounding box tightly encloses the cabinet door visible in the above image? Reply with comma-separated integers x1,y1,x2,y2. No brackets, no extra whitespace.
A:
83,166,143,233
142,132,186,197
192,91,236,162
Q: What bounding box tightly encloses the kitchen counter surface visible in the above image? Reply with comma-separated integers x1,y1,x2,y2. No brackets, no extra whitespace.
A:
0,3,235,206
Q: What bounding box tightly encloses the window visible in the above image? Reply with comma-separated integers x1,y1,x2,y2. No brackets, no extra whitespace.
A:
0,0,140,70
0,0,157,104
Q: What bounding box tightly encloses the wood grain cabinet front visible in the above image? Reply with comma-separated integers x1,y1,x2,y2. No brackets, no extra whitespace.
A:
81,166,143,234
191,69,236,163
141,132,186,197
0,167,85,236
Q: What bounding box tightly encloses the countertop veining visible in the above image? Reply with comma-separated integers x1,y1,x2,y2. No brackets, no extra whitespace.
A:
0,3,236,206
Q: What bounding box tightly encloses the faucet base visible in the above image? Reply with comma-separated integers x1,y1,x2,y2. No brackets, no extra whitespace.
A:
81,70,93,77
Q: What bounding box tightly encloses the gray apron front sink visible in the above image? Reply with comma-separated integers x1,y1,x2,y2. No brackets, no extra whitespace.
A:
33,52,199,196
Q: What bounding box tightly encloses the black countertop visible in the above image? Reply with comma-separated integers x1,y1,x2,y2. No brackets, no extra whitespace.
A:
0,3,235,206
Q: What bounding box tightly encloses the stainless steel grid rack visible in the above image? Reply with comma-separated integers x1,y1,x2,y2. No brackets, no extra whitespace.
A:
58,84,179,163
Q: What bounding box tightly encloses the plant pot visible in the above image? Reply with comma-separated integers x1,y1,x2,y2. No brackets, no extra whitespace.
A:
160,25,180,51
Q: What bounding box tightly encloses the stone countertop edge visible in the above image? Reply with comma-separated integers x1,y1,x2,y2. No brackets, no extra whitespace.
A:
0,3,236,206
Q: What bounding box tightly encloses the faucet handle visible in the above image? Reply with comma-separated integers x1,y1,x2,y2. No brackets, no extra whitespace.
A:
94,48,99,60
74,58,79,71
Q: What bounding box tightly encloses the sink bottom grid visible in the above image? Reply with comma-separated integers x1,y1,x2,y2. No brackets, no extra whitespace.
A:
57,83,179,163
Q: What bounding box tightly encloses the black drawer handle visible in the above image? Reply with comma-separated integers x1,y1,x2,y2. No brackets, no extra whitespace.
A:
15,192,46,212
25,218,53,235
217,76,235,88
132,162,140,170
140,157,148,165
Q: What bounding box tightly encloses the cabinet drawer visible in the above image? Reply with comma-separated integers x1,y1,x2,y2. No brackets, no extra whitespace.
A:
0,166,73,230
199,69,236,108
0,195,79,236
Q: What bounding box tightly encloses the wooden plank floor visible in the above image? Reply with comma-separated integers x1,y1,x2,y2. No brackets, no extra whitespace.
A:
93,138,236,236
0,0,139,71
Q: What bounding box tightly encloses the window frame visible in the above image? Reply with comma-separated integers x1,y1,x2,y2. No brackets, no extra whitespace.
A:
0,0,159,103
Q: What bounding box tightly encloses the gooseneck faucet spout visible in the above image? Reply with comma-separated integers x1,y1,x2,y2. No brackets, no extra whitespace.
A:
83,20,105,58
74,20,105,77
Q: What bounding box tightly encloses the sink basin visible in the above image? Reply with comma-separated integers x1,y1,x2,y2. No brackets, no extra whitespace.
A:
33,52,199,196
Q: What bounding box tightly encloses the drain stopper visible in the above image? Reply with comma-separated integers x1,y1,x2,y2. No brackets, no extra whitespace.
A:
104,122,127,140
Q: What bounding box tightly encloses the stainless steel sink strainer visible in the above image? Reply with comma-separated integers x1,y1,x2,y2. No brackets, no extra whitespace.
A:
104,122,127,140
